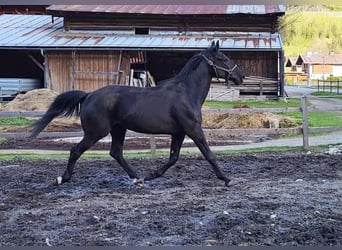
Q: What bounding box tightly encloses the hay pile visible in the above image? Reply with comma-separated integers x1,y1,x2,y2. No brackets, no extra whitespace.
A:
1,88,58,111
202,112,298,129
1,89,81,132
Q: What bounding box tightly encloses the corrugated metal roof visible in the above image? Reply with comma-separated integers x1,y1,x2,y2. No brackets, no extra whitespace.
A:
47,5,285,15
297,53,342,65
0,14,282,51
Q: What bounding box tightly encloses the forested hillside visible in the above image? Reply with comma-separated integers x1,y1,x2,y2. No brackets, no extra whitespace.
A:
279,6,342,57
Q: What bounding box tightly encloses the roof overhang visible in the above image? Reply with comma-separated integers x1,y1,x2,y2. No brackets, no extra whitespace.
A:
0,14,283,52
46,5,286,16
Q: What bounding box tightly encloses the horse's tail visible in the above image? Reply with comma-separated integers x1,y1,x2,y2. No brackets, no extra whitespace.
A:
29,90,89,138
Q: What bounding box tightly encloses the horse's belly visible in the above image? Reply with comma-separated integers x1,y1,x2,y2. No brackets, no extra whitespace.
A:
122,116,180,134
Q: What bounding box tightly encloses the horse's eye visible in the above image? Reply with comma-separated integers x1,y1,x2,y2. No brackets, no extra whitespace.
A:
216,56,226,61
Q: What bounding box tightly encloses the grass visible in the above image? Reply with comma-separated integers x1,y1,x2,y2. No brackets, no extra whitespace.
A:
204,98,342,128
0,117,34,126
204,96,342,126
284,111,342,127
311,92,342,98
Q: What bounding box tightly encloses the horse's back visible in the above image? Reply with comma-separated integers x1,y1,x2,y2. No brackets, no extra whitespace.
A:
80,84,185,134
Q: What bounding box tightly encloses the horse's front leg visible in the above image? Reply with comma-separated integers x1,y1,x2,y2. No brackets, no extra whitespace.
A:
144,133,185,181
186,125,232,187
110,128,142,186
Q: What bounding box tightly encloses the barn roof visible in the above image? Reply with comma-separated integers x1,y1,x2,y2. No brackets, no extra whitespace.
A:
46,5,285,16
0,14,282,51
296,53,342,65
285,57,297,67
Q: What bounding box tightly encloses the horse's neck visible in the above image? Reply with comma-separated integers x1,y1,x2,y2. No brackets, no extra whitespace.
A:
186,62,212,107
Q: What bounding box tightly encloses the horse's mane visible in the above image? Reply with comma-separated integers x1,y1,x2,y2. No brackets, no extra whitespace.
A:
173,54,203,80
157,53,206,86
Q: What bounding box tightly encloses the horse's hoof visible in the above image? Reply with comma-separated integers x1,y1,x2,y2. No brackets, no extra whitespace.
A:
54,176,63,186
225,178,241,187
133,178,144,187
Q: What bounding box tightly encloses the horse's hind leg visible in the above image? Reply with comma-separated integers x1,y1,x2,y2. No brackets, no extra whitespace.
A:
109,127,141,182
55,135,99,185
145,133,185,181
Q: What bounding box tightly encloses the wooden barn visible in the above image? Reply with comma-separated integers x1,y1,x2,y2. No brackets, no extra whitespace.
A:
0,5,286,99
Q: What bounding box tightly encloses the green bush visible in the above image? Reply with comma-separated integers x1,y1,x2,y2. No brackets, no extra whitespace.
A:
326,76,342,81
280,10,342,57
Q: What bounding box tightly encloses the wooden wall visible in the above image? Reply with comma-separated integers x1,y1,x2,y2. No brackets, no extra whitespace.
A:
46,49,279,97
228,51,279,78
147,50,279,97
62,14,280,33
228,51,279,96
147,51,278,80
46,50,130,93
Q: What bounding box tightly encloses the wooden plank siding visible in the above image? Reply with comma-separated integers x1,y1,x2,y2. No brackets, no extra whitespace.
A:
224,51,279,97
63,14,279,33
45,50,278,97
46,51,130,93
237,78,278,97
146,50,279,97
229,51,278,79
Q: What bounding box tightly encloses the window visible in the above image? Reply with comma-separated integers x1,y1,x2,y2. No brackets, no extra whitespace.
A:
135,27,149,35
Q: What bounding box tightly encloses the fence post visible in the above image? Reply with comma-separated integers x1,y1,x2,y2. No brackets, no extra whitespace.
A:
301,95,309,151
317,79,320,92
338,80,340,95
259,80,263,96
149,135,156,157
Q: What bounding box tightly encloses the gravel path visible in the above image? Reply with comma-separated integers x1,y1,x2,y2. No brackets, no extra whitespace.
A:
0,130,341,155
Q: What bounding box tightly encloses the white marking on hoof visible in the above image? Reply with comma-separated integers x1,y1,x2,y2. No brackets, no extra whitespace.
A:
55,176,63,186
133,178,144,187
227,178,243,187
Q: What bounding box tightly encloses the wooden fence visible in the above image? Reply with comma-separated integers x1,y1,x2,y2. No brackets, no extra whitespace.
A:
317,80,342,94
0,96,342,153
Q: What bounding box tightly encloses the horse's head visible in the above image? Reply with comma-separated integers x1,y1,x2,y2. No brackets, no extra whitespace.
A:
202,41,244,85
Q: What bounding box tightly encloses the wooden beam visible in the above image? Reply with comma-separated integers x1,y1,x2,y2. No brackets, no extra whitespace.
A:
26,53,44,72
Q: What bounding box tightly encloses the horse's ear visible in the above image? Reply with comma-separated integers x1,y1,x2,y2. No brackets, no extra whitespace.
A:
210,41,215,48
215,40,220,51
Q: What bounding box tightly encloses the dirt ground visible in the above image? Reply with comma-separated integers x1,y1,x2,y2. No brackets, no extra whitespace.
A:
0,150,341,246
0,89,341,246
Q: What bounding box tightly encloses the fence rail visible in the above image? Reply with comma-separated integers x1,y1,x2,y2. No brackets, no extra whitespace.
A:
317,80,342,94
0,96,341,153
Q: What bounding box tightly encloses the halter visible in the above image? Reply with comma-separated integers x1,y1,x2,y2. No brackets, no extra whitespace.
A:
201,54,238,84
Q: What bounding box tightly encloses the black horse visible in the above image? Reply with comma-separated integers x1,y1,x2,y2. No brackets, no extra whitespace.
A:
30,41,244,187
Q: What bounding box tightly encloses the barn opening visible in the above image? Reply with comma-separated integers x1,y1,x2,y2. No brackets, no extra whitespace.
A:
0,50,44,99
0,50,44,82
